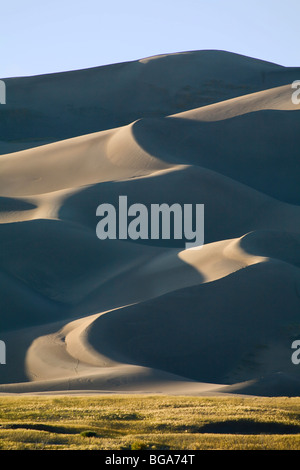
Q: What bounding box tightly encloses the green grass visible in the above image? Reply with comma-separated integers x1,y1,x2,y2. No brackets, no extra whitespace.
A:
1,395,300,450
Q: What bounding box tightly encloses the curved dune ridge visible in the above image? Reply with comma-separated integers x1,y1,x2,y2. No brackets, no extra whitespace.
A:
0,50,300,396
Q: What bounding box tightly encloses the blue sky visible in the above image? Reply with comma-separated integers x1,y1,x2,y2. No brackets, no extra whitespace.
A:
1,0,299,78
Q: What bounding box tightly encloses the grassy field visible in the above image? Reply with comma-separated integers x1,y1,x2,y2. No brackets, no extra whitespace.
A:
1,395,300,450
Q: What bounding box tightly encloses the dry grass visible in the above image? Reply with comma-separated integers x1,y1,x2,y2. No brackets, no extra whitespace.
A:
0,395,300,450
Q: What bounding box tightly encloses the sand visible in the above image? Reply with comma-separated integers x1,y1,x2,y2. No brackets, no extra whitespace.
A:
0,50,300,396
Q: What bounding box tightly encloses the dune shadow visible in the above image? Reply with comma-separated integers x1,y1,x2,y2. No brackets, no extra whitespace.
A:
0,197,36,212
132,110,300,204
239,230,300,268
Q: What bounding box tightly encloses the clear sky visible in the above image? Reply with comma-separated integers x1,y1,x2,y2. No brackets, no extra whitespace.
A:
1,0,299,78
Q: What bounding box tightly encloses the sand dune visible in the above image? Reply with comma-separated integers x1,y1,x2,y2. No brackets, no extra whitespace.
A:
0,50,300,396
173,83,300,120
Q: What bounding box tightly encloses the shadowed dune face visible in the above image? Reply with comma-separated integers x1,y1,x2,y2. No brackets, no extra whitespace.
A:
58,165,300,246
0,50,300,396
131,110,300,204
87,260,300,384
239,231,300,267
0,218,204,332
0,197,37,213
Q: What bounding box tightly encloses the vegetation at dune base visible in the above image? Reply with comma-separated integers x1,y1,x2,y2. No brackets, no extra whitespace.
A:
1,395,300,450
